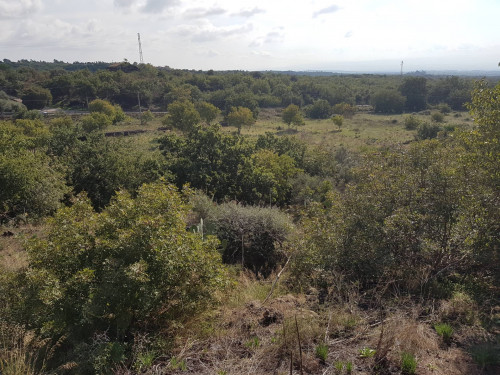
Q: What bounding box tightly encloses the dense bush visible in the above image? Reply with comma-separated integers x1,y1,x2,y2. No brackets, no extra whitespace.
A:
371,90,405,113
403,114,421,130
416,122,441,140
290,139,491,294
0,120,68,221
11,182,227,371
304,99,331,119
191,197,293,276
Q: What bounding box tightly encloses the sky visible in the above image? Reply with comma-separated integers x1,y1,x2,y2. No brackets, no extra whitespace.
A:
1,0,499,72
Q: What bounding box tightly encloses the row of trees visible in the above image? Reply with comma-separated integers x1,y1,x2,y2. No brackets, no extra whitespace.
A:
0,60,482,116
371,76,474,113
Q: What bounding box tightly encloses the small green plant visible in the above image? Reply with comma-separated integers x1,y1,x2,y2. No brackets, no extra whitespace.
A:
245,336,260,349
345,361,353,374
434,323,454,344
169,357,187,371
359,347,376,358
134,351,156,372
315,342,328,361
401,352,417,374
217,370,227,375
334,361,344,373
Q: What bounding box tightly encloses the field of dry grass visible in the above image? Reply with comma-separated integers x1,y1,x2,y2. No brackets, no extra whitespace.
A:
149,272,498,375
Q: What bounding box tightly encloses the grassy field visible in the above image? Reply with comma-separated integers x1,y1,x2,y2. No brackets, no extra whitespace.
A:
236,108,473,152
109,108,472,154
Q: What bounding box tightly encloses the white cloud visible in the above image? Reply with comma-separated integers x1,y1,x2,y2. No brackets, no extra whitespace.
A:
114,0,136,8
232,7,265,18
252,50,271,57
313,5,340,18
142,0,179,13
113,0,179,13
175,21,253,43
184,7,226,19
0,0,41,18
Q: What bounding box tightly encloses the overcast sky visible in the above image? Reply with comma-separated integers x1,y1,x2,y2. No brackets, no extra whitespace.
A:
1,0,499,72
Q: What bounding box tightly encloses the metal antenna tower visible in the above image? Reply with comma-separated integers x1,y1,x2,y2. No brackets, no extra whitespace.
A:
137,33,144,64
401,60,404,76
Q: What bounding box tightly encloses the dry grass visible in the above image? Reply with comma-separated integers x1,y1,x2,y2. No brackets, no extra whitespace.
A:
110,269,493,374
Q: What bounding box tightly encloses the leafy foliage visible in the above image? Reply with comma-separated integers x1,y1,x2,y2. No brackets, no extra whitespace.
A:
162,100,200,131
281,104,304,128
24,181,227,343
226,106,255,134
304,99,331,119
195,200,293,276
371,90,405,113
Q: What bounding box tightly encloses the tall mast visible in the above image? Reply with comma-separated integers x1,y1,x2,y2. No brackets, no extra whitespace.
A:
137,33,144,64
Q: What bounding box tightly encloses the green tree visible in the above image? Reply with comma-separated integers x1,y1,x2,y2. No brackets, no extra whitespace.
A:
162,100,200,131
371,90,405,113
240,149,301,206
88,98,115,117
290,140,473,293
332,102,356,118
282,104,305,128
71,134,162,209
140,109,154,125
0,121,68,220
331,114,343,130
196,101,220,125
21,85,52,110
158,124,252,201
0,150,68,220
88,99,125,124
304,99,331,119
226,106,255,134
400,77,427,111
81,112,113,133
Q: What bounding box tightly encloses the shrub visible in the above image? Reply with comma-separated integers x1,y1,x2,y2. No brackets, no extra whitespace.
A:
89,99,125,124
438,103,451,114
404,115,421,130
331,115,344,130
439,292,478,325
81,112,113,132
416,122,441,140
209,202,292,276
371,90,405,113
431,111,445,123
332,102,356,118
305,99,331,119
24,181,227,345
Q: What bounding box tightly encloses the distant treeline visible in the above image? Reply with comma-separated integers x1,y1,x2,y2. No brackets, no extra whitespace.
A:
1,59,498,115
